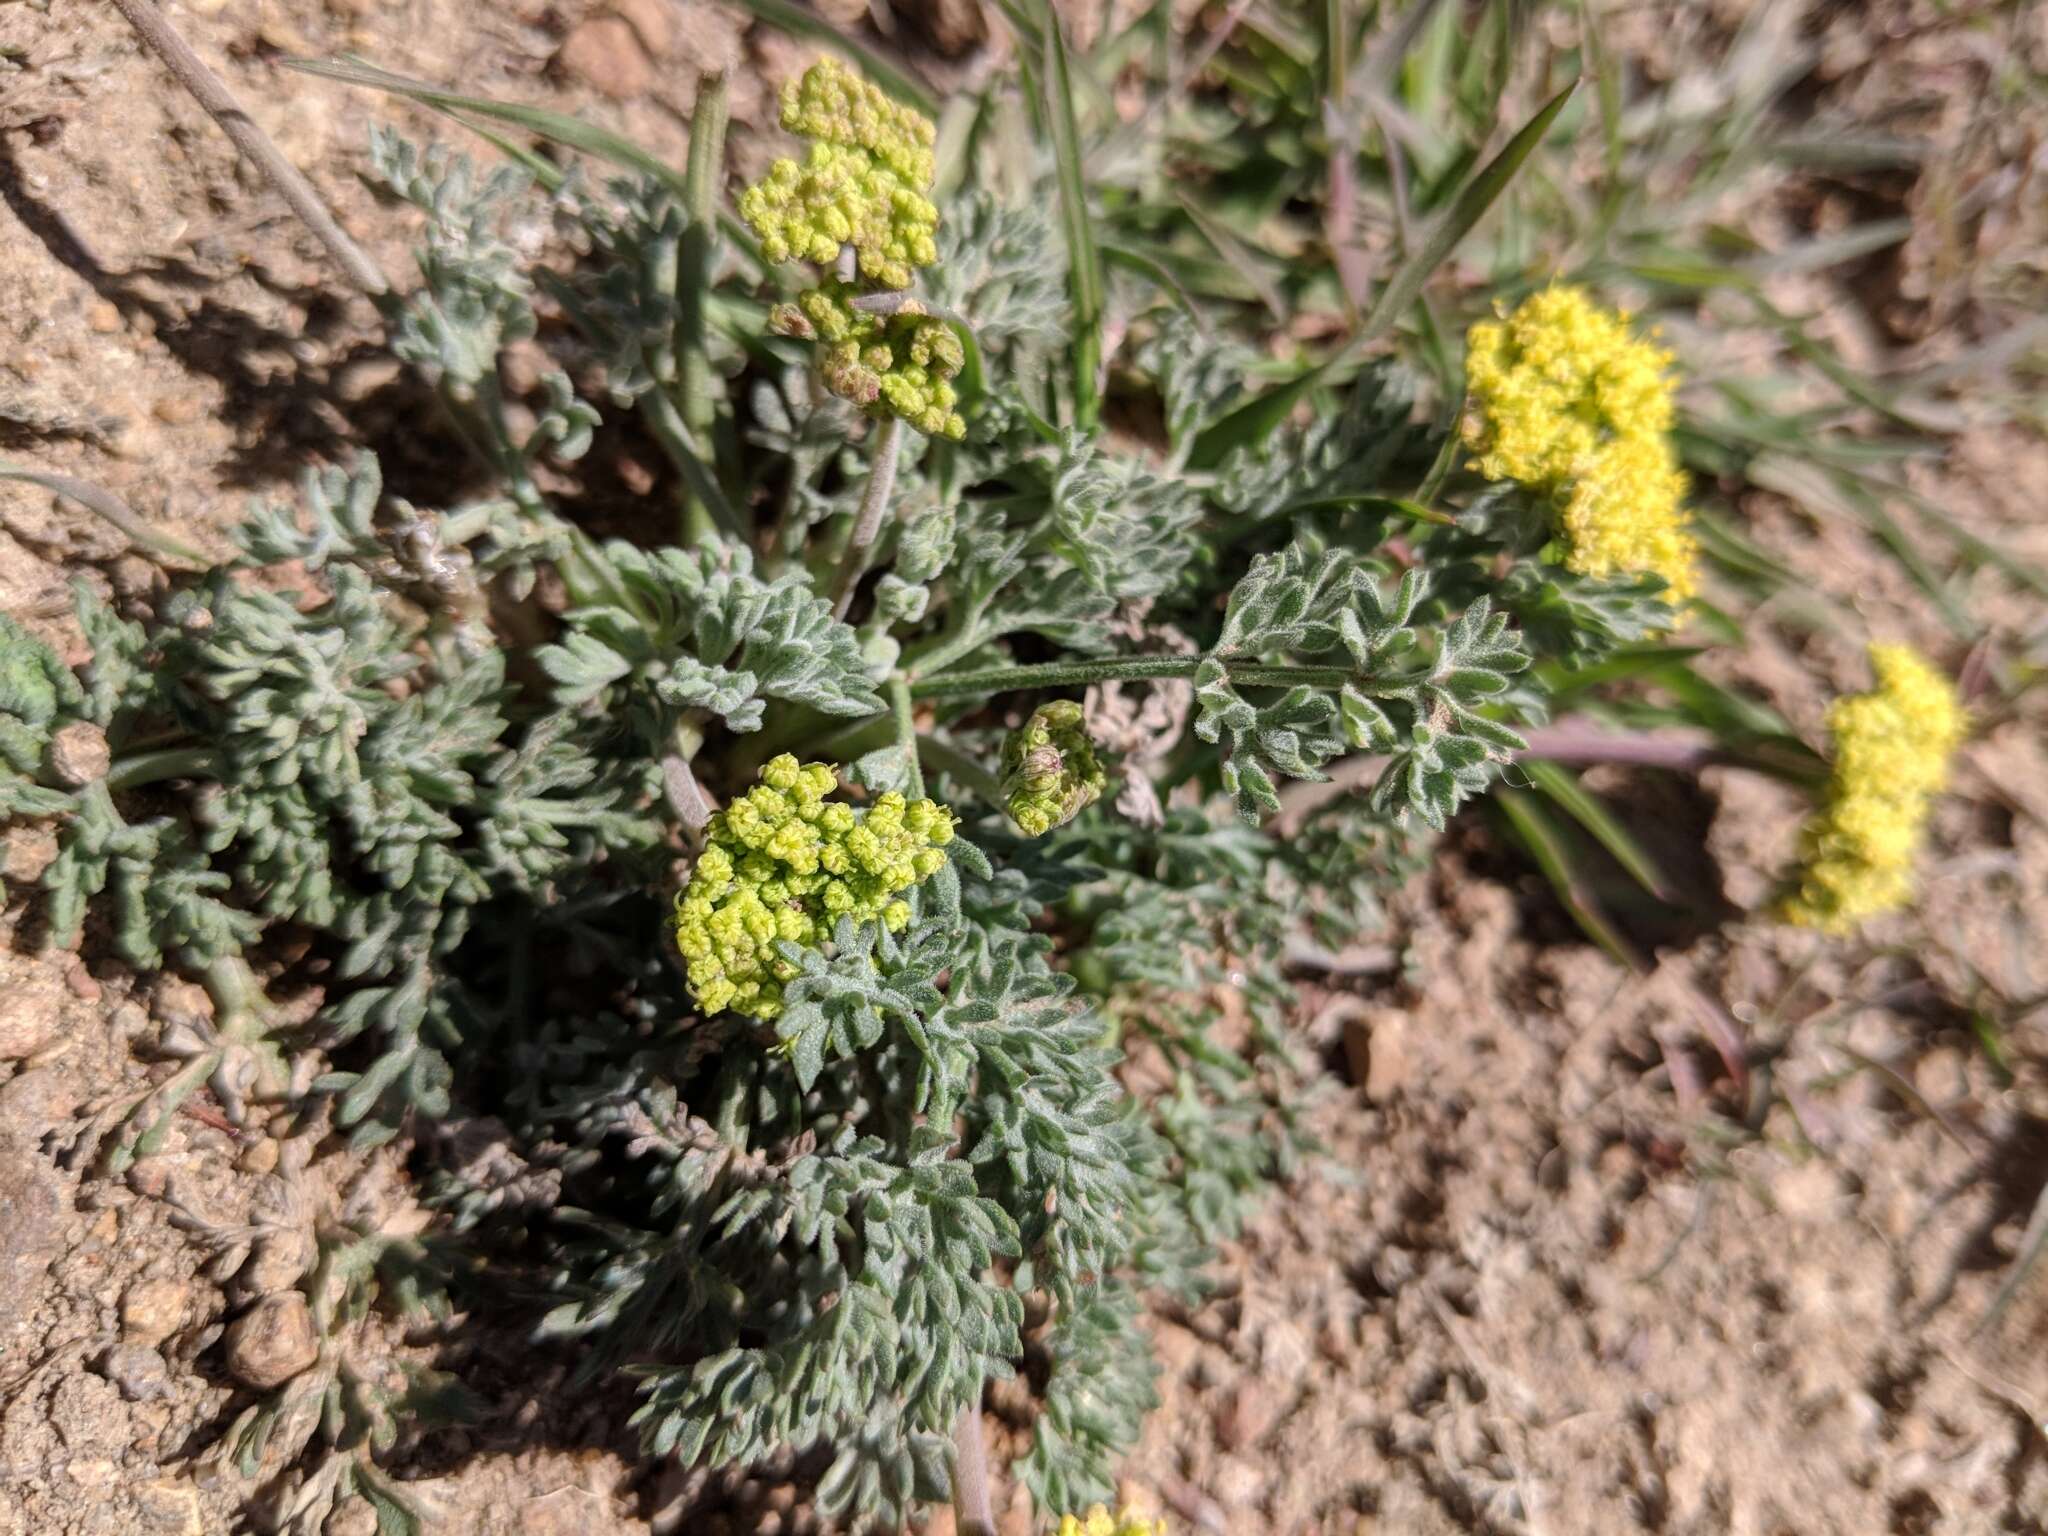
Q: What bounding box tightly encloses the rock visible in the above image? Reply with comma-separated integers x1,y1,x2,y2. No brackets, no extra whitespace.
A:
134,1479,204,1534
89,301,123,334
96,1342,174,1402
322,1500,379,1536
121,1277,192,1346
152,976,214,1036
332,355,402,404
613,0,674,57
1343,1008,1413,1102
238,1136,280,1175
44,721,110,787
223,1292,320,1389
0,952,65,1060
556,17,653,99
1,824,60,885
237,1228,315,1298
0,1132,65,1364
0,1067,80,1128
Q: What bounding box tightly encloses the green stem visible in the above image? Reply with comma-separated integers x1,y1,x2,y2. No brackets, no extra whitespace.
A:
905,653,1360,700
831,416,906,621
677,73,730,546
888,677,924,798
642,389,742,539
106,746,217,790
915,733,1002,808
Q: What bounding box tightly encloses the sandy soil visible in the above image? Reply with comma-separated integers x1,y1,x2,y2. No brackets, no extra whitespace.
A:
2,1,2045,1533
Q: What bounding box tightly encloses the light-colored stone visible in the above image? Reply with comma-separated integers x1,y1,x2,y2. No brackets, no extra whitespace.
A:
222,1292,320,1389
0,825,60,885
0,953,63,1060
121,1276,192,1346
0,1132,65,1366
44,720,109,787
237,1228,315,1298
613,0,675,57
556,17,653,100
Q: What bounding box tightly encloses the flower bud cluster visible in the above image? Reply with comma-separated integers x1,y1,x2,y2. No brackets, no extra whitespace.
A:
1464,287,1698,601
739,58,939,291
1056,1507,1167,1536
672,754,955,1018
1783,644,1963,933
769,285,965,439
999,700,1106,836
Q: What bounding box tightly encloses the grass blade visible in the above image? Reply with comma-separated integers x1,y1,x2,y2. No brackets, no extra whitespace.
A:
288,56,691,197
1192,78,1578,466
721,0,939,115
1520,758,1674,900
1492,787,1640,968
0,461,207,566
1350,77,1579,352
1038,0,1106,430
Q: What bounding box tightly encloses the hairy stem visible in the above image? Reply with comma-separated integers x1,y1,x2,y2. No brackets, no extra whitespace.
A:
677,73,730,546
950,1404,996,1536
108,0,391,297
831,416,905,621
905,652,1366,699
889,677,925,798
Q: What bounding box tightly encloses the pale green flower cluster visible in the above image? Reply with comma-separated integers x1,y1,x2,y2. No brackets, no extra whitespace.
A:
999,700,1106,836
738,57,939,291
672,755,955,1018
770,284,966,440
742,59,966,439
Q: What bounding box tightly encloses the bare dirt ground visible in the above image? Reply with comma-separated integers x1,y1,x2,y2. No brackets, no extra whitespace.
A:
2,1,2045,1534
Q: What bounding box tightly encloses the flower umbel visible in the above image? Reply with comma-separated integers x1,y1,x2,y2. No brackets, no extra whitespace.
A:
739,57,939,290
672,754,955,1018
999,700,1107,836
769,284,966,439
743,58,963,439
1464,286,1697,601
1056,1507,1167,1536
1782,644,1964,933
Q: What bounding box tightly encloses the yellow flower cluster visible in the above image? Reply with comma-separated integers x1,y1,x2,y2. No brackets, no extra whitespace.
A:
999,700,1106,836
1056,1508,1167,1536
738,58,939,290
770,285,966,440
1464,286,1698,602
672,755,956,1018
1782,644,1964,933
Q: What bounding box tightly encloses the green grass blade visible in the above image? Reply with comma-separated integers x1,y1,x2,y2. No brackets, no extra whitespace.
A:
1493,788,1640,968
1349,78,1578,352
287,56,691,197
1520,758,1674,900
1038,0,1106,430
721,0,939,115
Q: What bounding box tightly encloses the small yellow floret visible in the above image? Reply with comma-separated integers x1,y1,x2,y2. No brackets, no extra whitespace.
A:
1557,436,1698,602
1782,644,1964,934
1056,1508,1167,1536
1464,286,1676,484
671,755,957,1018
